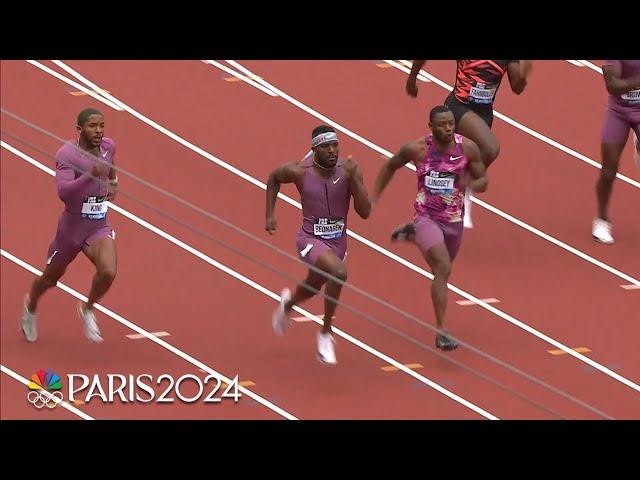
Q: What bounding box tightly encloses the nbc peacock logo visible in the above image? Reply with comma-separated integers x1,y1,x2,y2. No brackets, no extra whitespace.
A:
27,369,63,409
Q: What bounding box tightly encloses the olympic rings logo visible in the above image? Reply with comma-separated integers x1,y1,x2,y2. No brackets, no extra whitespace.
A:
27,390,63,409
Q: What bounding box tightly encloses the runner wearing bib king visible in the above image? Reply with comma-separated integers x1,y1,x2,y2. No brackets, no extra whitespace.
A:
593,60,640,244
266,126,371,365
47,136,116,266
372,105,487,351
21,108,119,344
405,59,532,229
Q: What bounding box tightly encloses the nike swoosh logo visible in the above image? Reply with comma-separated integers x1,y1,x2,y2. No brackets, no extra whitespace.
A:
450,155,463,161
332,177,341,184
102,150,108,158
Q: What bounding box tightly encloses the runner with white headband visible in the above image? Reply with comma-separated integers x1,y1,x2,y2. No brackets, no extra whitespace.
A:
266,125,371,364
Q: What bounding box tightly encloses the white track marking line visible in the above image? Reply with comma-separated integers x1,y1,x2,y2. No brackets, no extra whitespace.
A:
25,61,123,111
1,364,94,420
1,247,297,420
388,60,637,189
1,143,497,420
126,331,171,339
220,60,640,289
457,298,500,306
203,60,278,97
578,60,603,74
19,63,640,394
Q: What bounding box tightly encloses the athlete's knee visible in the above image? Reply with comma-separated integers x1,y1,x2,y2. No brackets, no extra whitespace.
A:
331,264,348,283
304,272,326,292
431,257,451,279
40,267,65,288
38,274,58,289
481,140,500,165
98,265,117,284
600,165,618,182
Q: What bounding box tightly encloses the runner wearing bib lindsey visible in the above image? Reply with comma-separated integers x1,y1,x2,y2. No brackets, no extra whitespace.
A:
266,127,371,365
414,132,467,259
372,105,487,352
593,60,640,244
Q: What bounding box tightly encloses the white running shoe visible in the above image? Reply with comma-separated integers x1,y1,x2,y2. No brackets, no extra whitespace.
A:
316,332,337,365
21,295,37,342
592,218,614,244
77,303,103,343
272,288,292,336
463,190,473,229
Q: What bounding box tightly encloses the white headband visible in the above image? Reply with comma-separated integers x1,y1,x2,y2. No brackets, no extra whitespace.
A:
311,131,339,148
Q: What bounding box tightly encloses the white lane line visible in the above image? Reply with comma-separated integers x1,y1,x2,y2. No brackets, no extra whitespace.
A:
1,364,94,420
26,61,123,111
1,142,498,420
20,63,640,394
388,59,638,189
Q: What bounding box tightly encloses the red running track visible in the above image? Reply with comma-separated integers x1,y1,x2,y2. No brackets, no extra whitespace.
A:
1,60,638,419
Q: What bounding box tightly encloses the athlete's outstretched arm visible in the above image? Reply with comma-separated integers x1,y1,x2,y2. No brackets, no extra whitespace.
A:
602,62,640,95
406,60,428,97
343,157,371,219
506,60,533,94
372,142,421,204
463,139,488,193
265,162,301,234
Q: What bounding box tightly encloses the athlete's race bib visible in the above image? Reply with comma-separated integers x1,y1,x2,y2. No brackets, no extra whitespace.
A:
621,89,640,104
469,82,497,104
313,218,345,239
425,171,455,195
82,195,108,219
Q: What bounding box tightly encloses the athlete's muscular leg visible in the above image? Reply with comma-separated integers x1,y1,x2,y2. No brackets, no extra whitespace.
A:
82,236,117,311
423,242,452,331
27,262,68,313
456,111,500,168
597,141,626,221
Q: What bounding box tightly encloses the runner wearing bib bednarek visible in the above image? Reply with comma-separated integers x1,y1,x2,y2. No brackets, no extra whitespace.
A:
403,59,532,230
371,105,487,352
297,149,350,264
593,60,640,244
266,127,371,365
21,108,119,345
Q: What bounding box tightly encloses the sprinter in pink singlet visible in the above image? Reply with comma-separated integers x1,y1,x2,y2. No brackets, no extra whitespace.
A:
21,108,119,344
265,125,371,364
372,106,487,351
